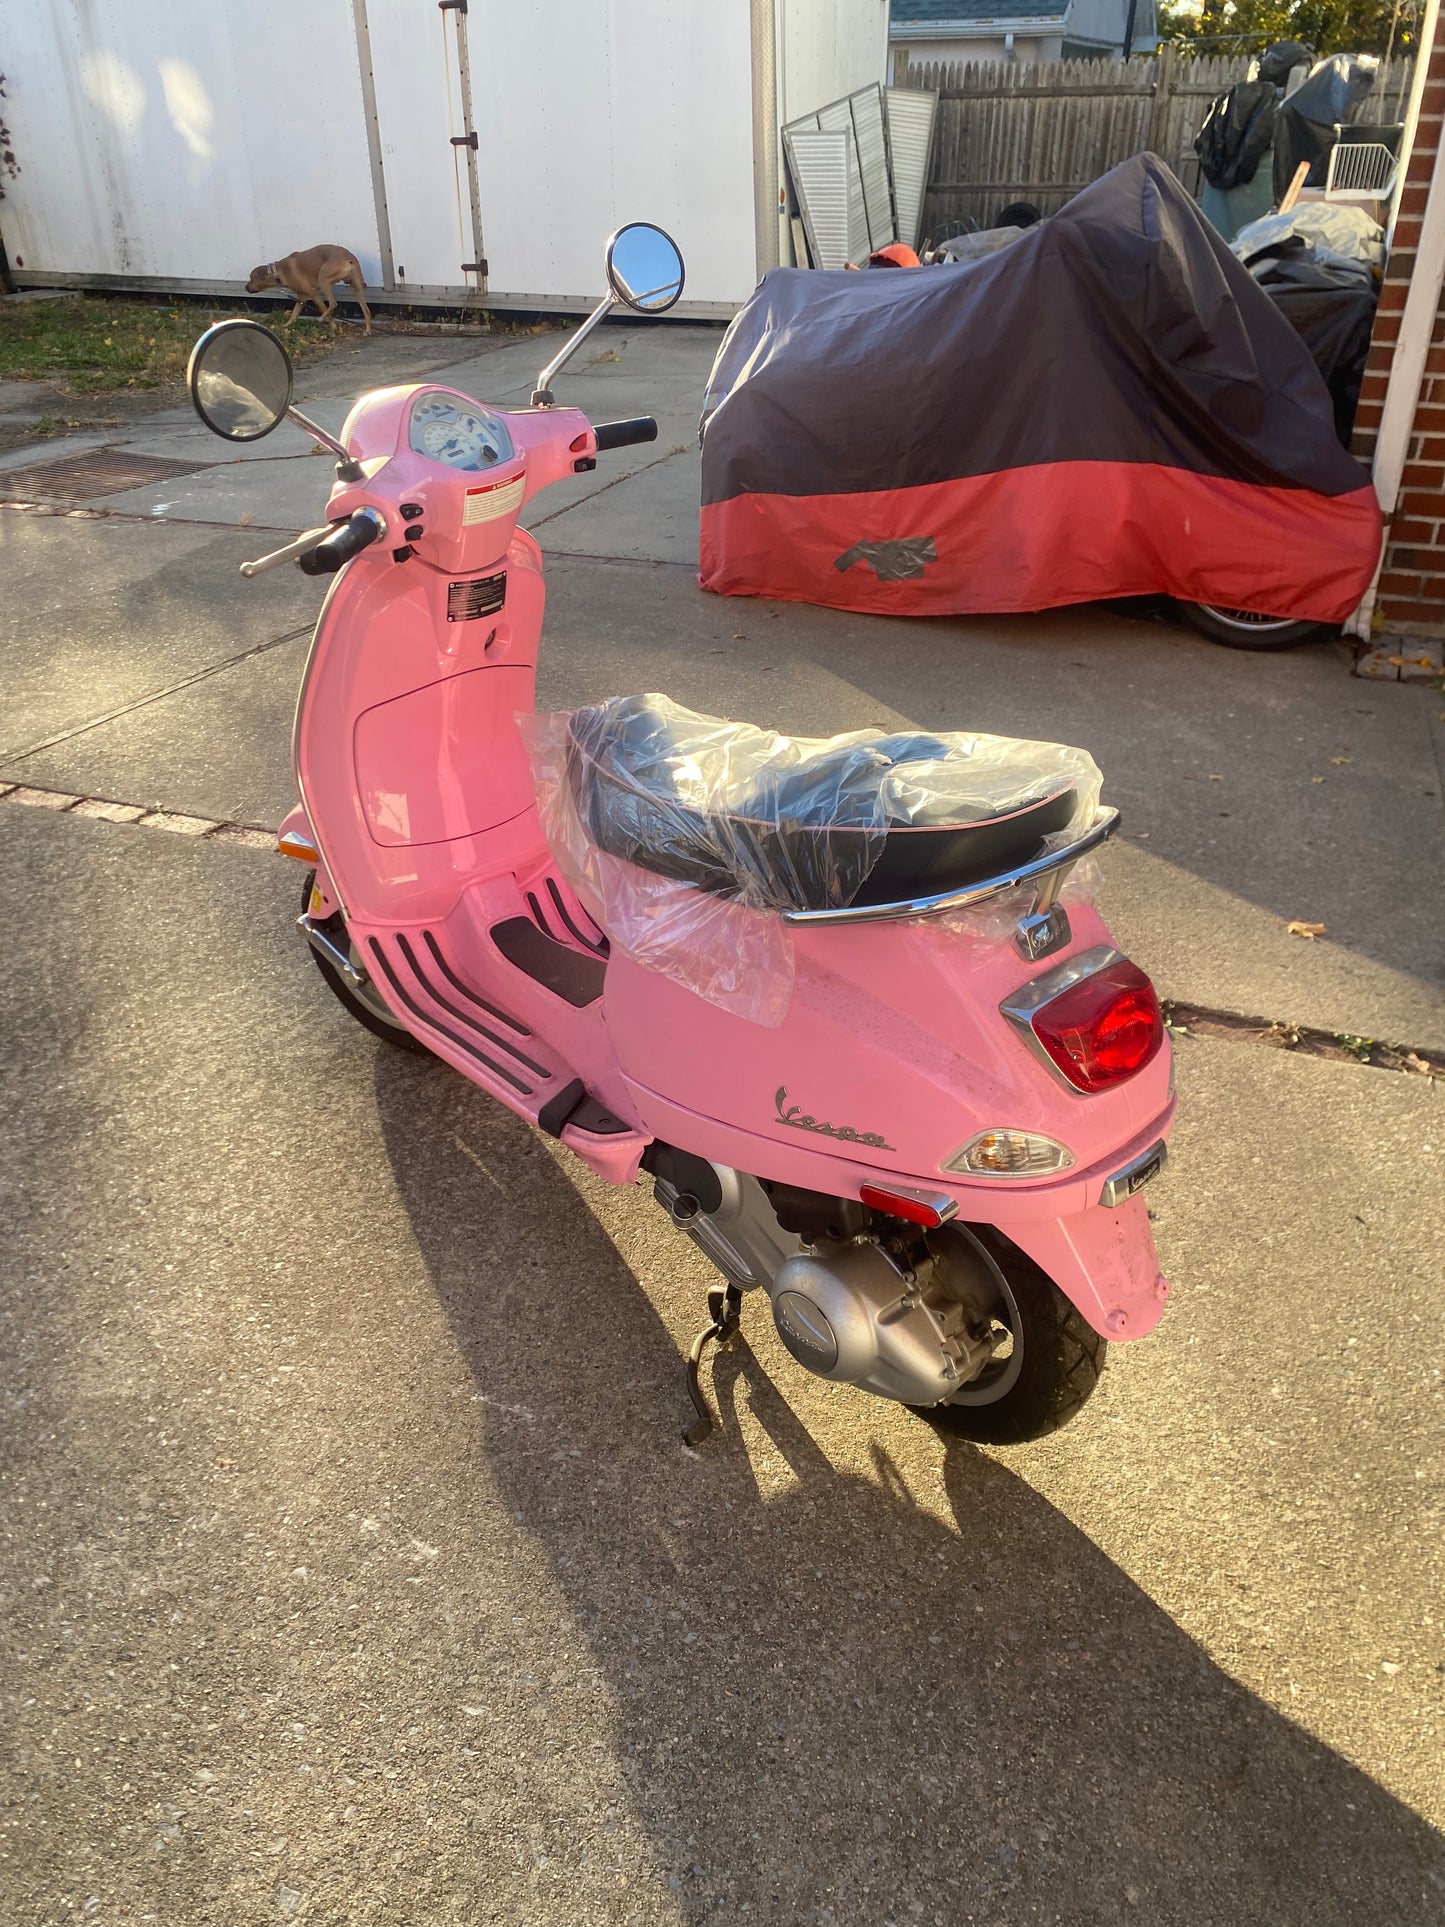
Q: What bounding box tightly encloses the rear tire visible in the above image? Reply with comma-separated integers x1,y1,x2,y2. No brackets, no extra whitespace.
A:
1175,601,1331,651
910,1232,1106,1445
301,872,428,1053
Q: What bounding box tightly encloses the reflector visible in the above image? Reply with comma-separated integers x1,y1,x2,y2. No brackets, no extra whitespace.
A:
859,1184,958,1227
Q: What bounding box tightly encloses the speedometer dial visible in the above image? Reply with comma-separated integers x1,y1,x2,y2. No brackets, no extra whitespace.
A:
409,394,515,471
419,411,500,466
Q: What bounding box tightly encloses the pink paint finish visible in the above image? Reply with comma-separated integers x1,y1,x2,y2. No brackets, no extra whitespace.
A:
354,665,536,846
1006,1194,1169,1341
277,375,1176,1333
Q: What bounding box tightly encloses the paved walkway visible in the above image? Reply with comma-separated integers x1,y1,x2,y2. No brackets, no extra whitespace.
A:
1,319,1441,1926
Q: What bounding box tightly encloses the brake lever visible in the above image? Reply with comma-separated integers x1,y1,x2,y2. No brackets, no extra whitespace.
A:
239,524,336,578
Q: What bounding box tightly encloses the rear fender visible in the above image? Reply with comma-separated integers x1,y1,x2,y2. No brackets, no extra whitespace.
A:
1001,1192,1169,1342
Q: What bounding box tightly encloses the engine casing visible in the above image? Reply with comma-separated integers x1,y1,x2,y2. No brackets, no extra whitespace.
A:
768,1229,999,1406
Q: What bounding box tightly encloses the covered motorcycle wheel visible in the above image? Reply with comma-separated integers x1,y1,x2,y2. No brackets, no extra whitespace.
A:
908,1232,1106,1445
1177,602,1332,650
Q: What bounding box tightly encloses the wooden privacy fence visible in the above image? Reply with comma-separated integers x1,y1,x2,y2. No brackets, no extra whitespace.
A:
900,51,1416,239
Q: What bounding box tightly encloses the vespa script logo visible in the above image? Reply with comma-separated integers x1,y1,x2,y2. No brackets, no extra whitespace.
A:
773,1086,895,1152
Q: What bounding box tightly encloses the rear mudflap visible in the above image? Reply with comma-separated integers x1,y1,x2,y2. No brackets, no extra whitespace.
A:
1002,1192,1169,1341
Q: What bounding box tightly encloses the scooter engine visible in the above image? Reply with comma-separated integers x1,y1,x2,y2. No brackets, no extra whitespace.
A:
768,1227,1002,1406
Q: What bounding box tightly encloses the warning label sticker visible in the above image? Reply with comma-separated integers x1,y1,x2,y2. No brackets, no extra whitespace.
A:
462,474,526,526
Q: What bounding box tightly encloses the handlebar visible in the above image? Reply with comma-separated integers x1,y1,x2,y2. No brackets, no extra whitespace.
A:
297,508,387,576
593,417,658,452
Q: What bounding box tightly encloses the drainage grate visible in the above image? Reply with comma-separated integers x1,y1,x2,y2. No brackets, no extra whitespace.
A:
0,449,213,500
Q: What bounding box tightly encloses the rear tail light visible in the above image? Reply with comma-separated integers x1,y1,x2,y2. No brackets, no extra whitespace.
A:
1027,958,1163,1093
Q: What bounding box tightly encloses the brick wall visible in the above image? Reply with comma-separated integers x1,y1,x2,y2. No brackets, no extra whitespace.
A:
1351,41,1445,635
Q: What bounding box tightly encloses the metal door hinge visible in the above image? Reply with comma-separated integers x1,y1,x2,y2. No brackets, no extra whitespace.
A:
461,260,488,277
439,0,468,12
451,132,478,149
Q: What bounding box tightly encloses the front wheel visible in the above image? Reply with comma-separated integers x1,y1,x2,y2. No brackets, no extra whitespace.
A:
301,872,428,1053
1175,601,1331,651
910,1230,1106,1445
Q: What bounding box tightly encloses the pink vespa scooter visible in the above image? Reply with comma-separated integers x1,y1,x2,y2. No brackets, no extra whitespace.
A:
186,223,1175,1447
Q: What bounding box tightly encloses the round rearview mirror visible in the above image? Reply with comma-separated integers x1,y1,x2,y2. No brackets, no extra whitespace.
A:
605,223,685,314
187,319,294,442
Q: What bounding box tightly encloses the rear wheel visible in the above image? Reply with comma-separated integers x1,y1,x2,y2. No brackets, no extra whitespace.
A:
910,1230,1106,1445
1176,601,1330,650
301,872,428,1053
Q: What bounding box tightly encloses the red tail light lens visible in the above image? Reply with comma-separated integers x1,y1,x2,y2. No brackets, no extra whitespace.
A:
1029,959,1163,1093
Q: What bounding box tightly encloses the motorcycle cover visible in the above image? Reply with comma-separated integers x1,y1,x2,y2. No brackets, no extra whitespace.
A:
1271,53,1378,202
698,154,1381,622
1195,80,1279,191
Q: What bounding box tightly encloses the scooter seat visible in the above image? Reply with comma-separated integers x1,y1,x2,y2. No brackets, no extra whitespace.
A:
565,697,1081,913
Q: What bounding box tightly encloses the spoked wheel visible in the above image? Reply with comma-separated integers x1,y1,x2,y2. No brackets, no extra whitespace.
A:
300,872,428,1053
1176,601,1331,651
910,1229,1106,1445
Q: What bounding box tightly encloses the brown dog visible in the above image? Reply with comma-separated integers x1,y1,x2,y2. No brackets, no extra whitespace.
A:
246,246,373,333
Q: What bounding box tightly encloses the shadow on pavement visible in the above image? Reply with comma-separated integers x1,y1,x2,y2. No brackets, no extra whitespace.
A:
374,1054,1444,1927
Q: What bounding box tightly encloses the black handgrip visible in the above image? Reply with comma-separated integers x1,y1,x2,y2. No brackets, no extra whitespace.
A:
299,509,384,575
593,417,658,452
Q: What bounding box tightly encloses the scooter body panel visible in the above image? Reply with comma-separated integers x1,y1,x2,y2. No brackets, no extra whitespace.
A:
284,377,1175,1335
603,903,1170,1178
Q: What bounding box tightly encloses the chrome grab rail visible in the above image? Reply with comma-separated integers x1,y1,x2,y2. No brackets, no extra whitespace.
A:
781,806,1121,928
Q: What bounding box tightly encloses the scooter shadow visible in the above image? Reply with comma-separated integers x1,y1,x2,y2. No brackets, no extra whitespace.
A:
373,1053,1443,1926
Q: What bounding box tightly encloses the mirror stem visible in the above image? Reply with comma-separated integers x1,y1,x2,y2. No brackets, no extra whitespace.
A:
531,296,615,407
287,405,364,482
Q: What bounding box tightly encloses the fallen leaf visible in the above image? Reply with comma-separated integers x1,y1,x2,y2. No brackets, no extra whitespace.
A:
1330,755,1351,766
1311,775,1326,784
1208,773,1224,781
1131,830,1150,839
1286,920,1326,939
1380,1661,1402,1676
1403,1052,1438,1076
732,633,748,640
213,1456,235,1470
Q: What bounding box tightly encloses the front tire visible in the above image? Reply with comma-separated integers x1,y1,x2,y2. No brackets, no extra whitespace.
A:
301,872,428,1053
911,1231,1106,1445
1175,601,1331,651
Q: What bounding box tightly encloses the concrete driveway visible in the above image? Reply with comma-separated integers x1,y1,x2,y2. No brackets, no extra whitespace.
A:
1,319,1441,1927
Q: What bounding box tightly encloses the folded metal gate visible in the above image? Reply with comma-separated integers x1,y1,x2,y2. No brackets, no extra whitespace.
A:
783,84,939,268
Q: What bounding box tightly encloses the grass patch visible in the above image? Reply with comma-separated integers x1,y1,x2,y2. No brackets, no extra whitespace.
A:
0,296,355,395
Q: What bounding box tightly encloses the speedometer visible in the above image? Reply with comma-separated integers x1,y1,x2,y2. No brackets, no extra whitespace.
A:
408,394,516,471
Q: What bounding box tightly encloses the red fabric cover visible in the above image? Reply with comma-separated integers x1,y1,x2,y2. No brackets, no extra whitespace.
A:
698,461,1382,621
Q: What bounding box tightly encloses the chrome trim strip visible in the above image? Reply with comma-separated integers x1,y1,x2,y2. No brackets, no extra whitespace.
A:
1099,1139,1169,1208
782,806,1120,927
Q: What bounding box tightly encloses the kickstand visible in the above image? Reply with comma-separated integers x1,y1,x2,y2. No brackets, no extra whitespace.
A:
682,1282,743,1447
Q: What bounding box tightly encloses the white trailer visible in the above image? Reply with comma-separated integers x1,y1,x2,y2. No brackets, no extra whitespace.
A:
0,0,890,317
